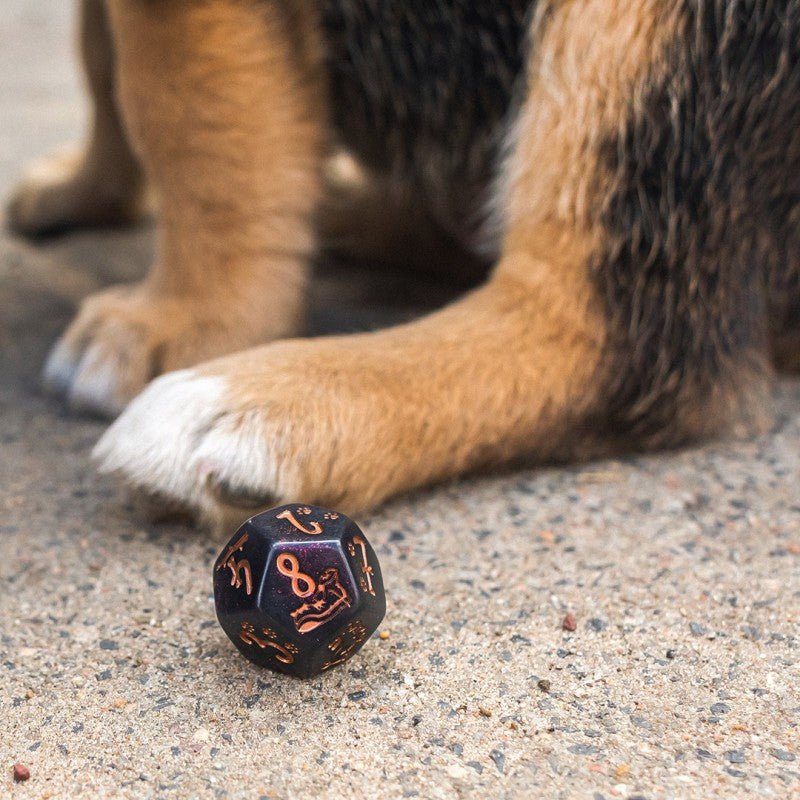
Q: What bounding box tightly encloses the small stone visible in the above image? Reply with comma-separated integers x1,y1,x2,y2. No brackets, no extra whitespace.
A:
614,764,630,780
562,614,578,632
379,631,390,641
726,750,746,764
447,765,469,780
771,749,796,762
13,763,30,783
666,649,677,660
711,703,730,714
537,679,551,693
490,750,505,773
24,689,34,699
726,768,746,778
568,744,599,755
478,707,493,718
348,691,367,702
588,618,607,632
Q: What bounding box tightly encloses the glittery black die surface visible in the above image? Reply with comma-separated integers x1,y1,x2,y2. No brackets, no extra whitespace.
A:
213,504,386,678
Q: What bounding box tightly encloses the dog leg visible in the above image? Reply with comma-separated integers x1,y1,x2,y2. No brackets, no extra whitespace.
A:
44,0,327,416
94,259,607,528
96,0,775,527
7,0,146,236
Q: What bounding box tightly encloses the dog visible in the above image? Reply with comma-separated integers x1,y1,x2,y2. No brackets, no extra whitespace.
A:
7,0,800,529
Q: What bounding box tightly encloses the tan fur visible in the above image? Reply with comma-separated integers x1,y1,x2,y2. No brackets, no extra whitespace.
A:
7,0,146,235
44,0,330,414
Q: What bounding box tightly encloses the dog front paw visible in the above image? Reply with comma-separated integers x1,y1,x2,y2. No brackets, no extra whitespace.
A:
92,360,306,530
44,284,274,417
92,339,404,529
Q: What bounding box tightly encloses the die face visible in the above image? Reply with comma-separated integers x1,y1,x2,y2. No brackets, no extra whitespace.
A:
214,504,386,678
213,521,294,673
249,504,353,544
343,531,386,614
264,539,359,638
213,521,271,618
226,616,303,674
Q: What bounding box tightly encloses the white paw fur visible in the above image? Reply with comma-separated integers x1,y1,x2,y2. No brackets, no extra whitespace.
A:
93,369,297,527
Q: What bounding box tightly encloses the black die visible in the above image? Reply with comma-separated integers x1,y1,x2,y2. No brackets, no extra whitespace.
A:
213,504,386,678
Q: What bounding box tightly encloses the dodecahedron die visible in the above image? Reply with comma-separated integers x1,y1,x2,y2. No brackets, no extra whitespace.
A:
213,504,386,677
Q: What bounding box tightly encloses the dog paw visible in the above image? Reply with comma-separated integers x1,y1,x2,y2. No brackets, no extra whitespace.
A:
92,362,303,529
7,147,143,237
93,338,402,528
43,285,268,417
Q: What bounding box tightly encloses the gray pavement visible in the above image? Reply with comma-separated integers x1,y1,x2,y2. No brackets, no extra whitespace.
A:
1,2,798,798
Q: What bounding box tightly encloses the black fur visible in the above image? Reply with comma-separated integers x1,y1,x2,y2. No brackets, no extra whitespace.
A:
591,0,800,442
320,0,535,237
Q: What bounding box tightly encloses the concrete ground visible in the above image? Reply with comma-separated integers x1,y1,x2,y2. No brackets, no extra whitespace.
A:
1,2,798,798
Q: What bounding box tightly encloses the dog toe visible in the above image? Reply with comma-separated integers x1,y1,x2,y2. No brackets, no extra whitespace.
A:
68,338,136,417
43,312,148,417
42,338,82,397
